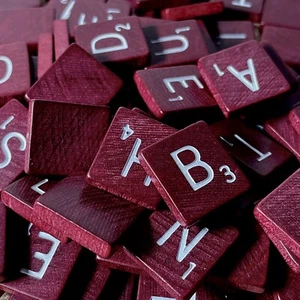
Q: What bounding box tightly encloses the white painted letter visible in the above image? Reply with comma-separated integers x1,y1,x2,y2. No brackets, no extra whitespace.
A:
60,0,76,20
91,33,128,54
227,58,259,92
0,56,13,84
31,179,49,195
170,146,214,191
231,0,252,8
78,13,98,25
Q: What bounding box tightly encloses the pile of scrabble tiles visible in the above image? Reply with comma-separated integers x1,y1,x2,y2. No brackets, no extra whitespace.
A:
0,0,300,299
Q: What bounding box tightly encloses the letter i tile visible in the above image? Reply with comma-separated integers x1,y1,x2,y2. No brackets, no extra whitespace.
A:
87,107,176,210
124,210,238,300
198,41,291,118
139,121,250,226
0,99,27,191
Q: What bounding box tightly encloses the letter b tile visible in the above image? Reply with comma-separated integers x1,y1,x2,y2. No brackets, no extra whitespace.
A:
139,121,250,226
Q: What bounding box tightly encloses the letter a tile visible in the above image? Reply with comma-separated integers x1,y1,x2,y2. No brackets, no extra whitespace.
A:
124,210,238,299
139,121,250,226
198,41,290,118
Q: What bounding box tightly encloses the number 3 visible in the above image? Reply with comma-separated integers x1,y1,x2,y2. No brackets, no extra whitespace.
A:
219,165,236,183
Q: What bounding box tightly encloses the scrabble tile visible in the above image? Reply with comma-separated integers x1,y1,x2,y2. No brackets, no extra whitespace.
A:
139,121,250,226
254,169,300,260
1,176,68,243
161,1,224,21
131,0,190,11
37,33,53,79
26,44,123,106
262,0,300,31
0,100,27,192
75,16,150,70
53,20,69,60
211,225,270,293
288,106,300,135
34,175,144,258
134,65,218,120
265,113,300,162
87,107,176,210
223,0,264,20
96,246,143,274
262,26,300,70
214,21,255,51
198,41,291,118
98,271,137,299
67,0,131,37
0,43,30,106
124,210,239,299
138,17,176,29
143,20,211,68
138,275,224,300
210,119,293,178
0,0,42,10
274,268,300,299
25,100,110,176
0,224,82,300
0,8,54,51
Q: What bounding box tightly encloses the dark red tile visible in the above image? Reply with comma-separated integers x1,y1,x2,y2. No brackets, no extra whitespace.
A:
288,106,300,135
0,225,82,299
265,113,300,162
139,121,250,226
131,0,190,11
198,41,291,118
0,0,42,9
0,100,27,192
1,176,68,243
37,33,53,80
143,20,211,68
210,224,270,293
262,0,300,31
96,246,143,274
210,119,293,178
0,43,30,106
26,44,123,106
25,100,110,176
223,0,264,20
134,65,217,120
87,107,176,210
0,8,54,51
75,16,149,70
138,275,224,300
34,175,144,258
161,1,224,21
98,271,137,300
214,21,255,50
254,169,300,261
262,26,300,70
124,210,239,299
53,20,69,60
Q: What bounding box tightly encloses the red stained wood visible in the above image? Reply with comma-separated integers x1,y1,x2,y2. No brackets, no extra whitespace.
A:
96,246,143,274
25,100,110,176
0,8,54,51
134,65,217,120
223,0,264,16
0,0,42,10
1,176,68,243
0,100,27,192
0,225,82,300
34,175,144,258
214,21,255,51
87,107,176,210
75,16,149,70
198,41,291,118
53,20,69,60
210,119,293,178
265,113,300,162
0,43,30,105
262,0,300,30
37,33,53,80
130,0,190,11
161,1,224,21
26,44,123,106
140,121,250,226
288,106,300,135
254,169,300,262
262,26,300,70
124,210,239,300
143,20,211,68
